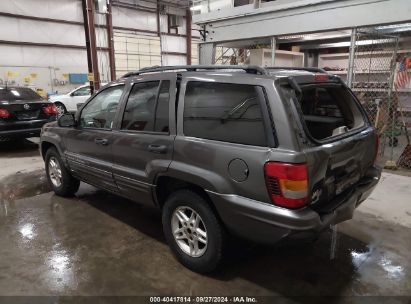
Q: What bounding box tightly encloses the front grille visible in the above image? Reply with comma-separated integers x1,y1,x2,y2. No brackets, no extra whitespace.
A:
266,176,281,195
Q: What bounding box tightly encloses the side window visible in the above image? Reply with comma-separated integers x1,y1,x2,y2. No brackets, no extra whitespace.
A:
73,86,90,96
183,82,267,147
80,85,124,129
121,80,170,133
154,81,170,133
121,81,159,131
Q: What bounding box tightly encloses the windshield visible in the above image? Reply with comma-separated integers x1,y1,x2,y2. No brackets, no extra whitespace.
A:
0,87,42,101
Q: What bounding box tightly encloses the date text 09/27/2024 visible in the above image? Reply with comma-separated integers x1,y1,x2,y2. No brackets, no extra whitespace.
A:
149,297,258,303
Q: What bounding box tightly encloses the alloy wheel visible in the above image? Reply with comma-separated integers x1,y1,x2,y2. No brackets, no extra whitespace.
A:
171,206,208,257
48,156,62,187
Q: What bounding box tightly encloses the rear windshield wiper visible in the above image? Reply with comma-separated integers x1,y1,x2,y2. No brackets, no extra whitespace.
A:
287,77,303,102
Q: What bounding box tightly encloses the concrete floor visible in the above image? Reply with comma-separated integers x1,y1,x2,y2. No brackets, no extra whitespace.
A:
0,139,411,298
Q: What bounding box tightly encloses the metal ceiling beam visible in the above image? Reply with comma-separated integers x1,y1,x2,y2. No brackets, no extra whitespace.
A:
195,0,411,44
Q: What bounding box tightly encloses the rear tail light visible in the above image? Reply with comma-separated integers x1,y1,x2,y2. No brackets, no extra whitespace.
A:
264,162,309,209
0,108,10,118
43,104,57,115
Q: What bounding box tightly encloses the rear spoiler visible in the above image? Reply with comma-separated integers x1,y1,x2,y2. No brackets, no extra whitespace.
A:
278,73,344,101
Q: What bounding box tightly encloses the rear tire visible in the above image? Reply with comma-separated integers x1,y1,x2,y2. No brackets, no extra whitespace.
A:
45,147,80,197
162,189,226,273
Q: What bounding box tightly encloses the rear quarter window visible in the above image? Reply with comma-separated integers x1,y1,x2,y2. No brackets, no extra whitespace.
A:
183,81,267,147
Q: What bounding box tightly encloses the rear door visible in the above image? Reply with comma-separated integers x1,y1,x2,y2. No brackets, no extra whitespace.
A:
64,84,125,192
172,75,276,204
111,73,177,205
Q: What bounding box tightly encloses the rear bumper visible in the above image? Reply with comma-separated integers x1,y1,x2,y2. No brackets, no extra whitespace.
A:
0,128,41,138
0,119,51,138
208,166,381,244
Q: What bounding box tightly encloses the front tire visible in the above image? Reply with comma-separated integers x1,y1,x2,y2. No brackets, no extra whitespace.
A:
162,190,226,273
45,147,80,197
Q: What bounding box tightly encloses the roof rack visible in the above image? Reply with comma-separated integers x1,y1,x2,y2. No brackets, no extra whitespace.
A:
123,65,268,77
266,67,327,73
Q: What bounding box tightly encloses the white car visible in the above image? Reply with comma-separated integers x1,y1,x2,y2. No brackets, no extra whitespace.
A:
49,85,91,115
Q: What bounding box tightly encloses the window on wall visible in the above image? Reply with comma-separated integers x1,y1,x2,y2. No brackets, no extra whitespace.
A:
121,81,170,133
168,14,182,34
183,82,267,146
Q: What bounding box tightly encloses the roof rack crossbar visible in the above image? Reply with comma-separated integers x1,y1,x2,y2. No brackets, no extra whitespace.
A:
265,67,327,73
123,65,268,77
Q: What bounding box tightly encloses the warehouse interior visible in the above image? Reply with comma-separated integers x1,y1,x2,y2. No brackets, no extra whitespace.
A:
0,0,411,301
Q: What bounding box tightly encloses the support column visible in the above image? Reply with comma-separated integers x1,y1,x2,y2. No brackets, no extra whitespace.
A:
186,9,192,65
270,36,276,67
83,0,100,93
199,42,215,65
347,28,357,88
106,0,116,81
253,0,259,9
82,0,94,93
157,0,163,66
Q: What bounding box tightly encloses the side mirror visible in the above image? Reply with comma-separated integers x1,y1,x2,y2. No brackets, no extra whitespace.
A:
58,113,76,127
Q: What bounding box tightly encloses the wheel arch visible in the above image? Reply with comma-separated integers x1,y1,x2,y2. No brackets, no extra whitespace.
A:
154,176,222,221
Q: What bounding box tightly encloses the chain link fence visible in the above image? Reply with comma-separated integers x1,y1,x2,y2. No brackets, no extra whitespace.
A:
212,28,411,170
352,29,411,169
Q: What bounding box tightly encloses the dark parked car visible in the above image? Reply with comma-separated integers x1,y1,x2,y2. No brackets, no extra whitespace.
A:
40,66,381,273
0,86,57,141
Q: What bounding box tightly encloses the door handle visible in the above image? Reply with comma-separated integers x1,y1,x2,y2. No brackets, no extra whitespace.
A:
148,144,168,154
94,138,109,146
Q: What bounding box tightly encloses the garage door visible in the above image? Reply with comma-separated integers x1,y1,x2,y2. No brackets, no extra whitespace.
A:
114,31,161,78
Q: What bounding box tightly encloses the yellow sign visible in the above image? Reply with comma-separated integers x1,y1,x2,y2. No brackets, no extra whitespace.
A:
87,73,94,81
62,73,69,79
30,73,38,79
23,76,31,83
36,88,46,98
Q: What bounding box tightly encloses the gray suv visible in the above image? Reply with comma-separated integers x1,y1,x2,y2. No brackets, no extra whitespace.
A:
40,65,381,273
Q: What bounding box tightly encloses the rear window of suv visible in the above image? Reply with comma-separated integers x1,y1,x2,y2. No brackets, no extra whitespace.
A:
281,83,365,141
183,82,267,147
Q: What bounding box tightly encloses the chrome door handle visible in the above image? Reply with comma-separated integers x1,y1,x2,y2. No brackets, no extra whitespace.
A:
94,138,109,146
148,144,167,154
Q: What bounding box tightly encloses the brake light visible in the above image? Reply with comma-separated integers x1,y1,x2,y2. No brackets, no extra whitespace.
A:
314,74,329,82
264,162,309,209
0,108,10,118
43,104,57,115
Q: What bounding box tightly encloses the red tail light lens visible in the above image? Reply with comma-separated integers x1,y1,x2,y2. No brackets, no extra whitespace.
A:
264,162,309,209
0,108,10,118
43,104,57,115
